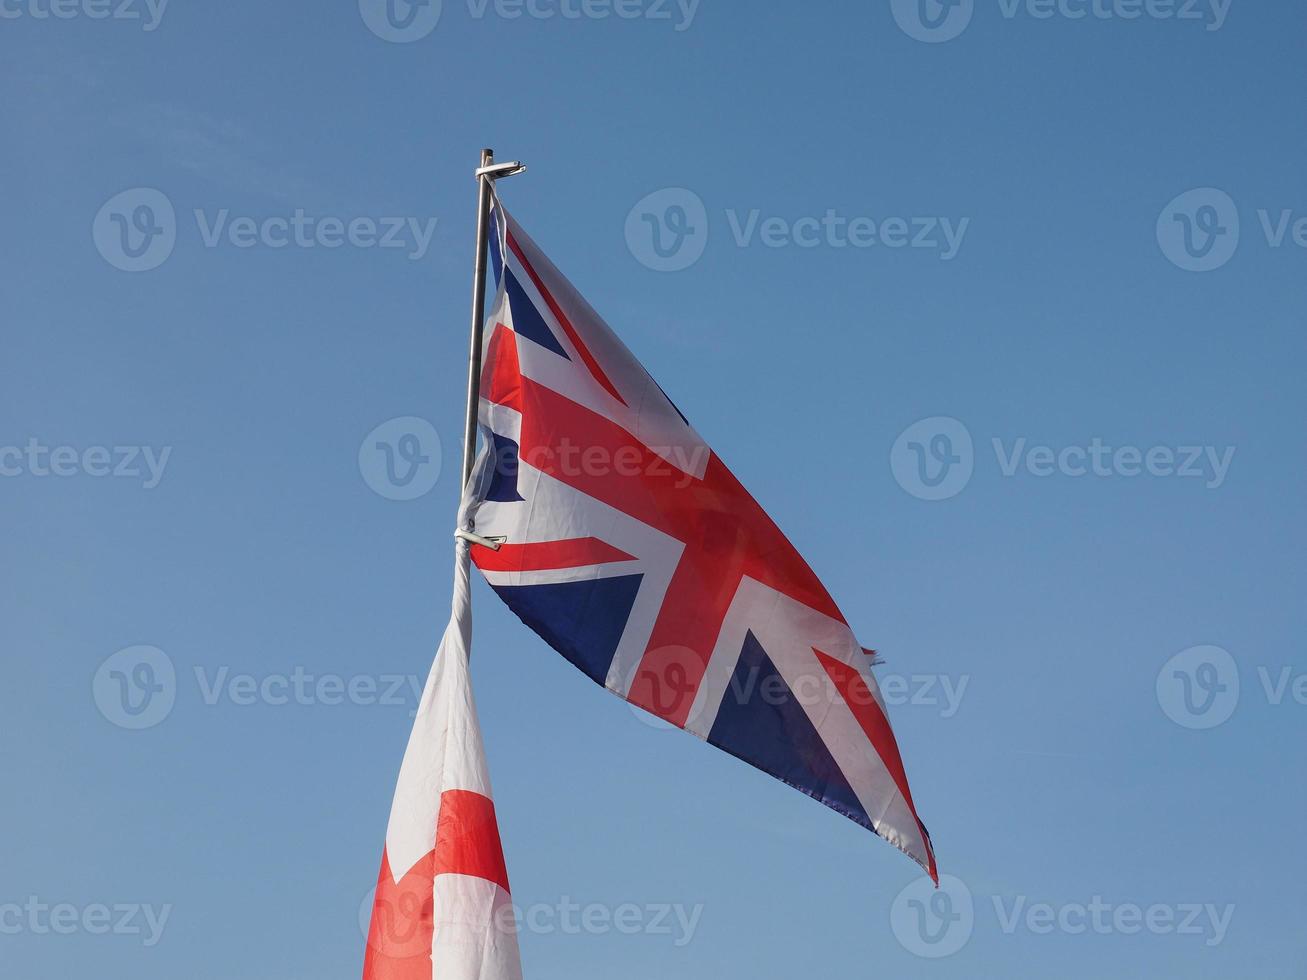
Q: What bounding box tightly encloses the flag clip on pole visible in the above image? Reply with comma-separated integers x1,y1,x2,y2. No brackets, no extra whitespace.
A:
455,529,507,551
460,148,527,499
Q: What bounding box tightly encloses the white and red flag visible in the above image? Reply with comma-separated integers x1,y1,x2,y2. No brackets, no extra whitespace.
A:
362,539,522,980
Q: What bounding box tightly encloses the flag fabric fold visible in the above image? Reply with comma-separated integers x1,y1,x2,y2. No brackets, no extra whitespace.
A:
463,196,937,881
362,534,523,980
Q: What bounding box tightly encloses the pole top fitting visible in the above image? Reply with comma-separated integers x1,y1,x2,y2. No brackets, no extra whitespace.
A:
475,160,527,181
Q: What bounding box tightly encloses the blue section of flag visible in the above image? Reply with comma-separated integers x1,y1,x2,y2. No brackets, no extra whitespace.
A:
485,431,525,502
505,270,570,359
708,631,872,831
492,575,643,685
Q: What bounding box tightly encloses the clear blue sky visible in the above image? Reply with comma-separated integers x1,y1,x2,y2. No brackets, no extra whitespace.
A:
2,2,1304,978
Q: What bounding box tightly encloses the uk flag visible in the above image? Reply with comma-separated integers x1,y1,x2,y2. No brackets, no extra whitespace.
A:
465,198,937,881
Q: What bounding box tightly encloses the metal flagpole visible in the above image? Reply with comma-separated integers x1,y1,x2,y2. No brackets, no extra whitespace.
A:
454,148,526,573
460,148,526,492
459,148,495,490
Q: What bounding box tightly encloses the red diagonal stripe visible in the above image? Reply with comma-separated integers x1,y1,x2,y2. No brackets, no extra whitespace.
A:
506,233,627,406
813,650,937,884
508,373,845,727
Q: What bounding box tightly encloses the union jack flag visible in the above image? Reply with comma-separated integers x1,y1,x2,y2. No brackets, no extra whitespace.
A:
465,197,937,880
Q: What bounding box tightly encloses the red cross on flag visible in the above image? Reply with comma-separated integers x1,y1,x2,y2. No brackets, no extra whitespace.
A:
362,546,522,980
